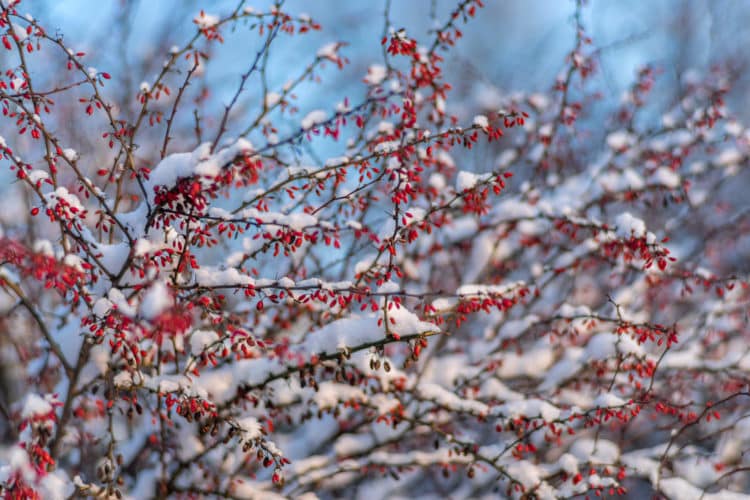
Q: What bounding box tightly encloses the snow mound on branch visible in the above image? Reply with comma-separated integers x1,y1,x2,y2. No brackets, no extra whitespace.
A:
472,114,489,130
606,130,635,150
585,332,644,359
179,309,439,404
570,438,620,464
615,212,647,238
190,329,220,355
303,307,437,354
365,64,387,85
20,393,53,418
456,171,479,191
316,42,340,60
194,12,220,29
301,110,328,130
140,280,172,319
146,139,253,200
418,383,489,415
208,206,318,231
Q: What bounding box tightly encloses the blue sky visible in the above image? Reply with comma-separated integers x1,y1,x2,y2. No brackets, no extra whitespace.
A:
3,0,748,190
29,0,746,113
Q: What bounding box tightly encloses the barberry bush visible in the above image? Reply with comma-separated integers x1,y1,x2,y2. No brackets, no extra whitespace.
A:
1,0,750,498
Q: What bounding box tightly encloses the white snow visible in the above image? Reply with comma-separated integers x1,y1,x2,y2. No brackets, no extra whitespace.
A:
365,64,387,85
614,212,647,238
190,329,220,355
193,266,254,287
498,398,560,422
314,382,366,409
593,393,627,407
570,438,620,464
36,471,74,500
93,297,113,318
716,148,742,166
46,187,84,214
226,309,438,400
62,148,78,161
147,139,253,198
456,171,479,191
301,110,328,130
21,393,53,418
606,130,635,150
265,92,281,107
651,166,681,188
236,417,262,440
11,23,28,42
194,12,220,29
472,114,489,130
113,371,134,389
418,383,488,415
140,281,172,319
585,332,644,360
28,170,49,184
316,42,340,60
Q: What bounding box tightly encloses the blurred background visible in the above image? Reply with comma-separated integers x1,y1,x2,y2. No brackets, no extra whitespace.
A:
1,3,750,497
3,0,750,450
0,0,743,172
0,0,742,192
30,0,750,115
